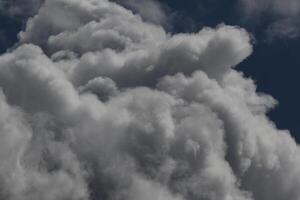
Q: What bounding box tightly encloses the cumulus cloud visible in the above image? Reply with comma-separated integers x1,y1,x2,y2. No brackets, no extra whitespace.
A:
0,0,299,200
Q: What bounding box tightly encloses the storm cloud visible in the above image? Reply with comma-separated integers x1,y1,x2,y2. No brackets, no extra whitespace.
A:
0,0,299,200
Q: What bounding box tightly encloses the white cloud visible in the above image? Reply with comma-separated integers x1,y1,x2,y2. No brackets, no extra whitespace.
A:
0,0,298,200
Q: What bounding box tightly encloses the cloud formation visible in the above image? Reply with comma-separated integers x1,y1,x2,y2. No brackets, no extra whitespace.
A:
241,0,300,17
240,0,300,40
0,0,44,17
0,0,299,200
111,0,169,25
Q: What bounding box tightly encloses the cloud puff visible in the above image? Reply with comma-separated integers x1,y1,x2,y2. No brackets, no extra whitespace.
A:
112,0,169,26
0,0,298,200
66,25,251,87
0,44,80,117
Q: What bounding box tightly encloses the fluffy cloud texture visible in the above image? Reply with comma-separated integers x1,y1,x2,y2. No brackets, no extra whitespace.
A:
0,0,299,200
111,0,169,25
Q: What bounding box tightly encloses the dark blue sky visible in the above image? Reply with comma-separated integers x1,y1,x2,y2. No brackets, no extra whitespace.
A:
0,0,299,142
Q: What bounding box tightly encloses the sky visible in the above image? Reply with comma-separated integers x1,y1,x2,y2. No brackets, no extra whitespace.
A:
0,0,300,200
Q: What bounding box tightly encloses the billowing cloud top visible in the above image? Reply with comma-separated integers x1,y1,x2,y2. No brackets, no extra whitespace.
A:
0,0,299,200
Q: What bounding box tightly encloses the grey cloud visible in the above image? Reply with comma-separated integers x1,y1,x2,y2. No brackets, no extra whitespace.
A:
19,0,251,86
240,0,300,40
0,0,298,200
0,0,44,17
0,91,88,200
19,0,166,50
240,0,300,17
159,70,300,200
265,17,300,41
68,25,252,87
79,76,119,101
0,44,80,118
112,0,169,25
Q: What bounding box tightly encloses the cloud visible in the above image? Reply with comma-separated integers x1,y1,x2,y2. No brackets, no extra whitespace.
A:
50,25,252,86
0,44,80,117
239,0,300,40
111,0,169,26
158,70,300,200
0,0,44,17
240,0,300,17
0,90,88,200
0,0,299,200
265,17,300,41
